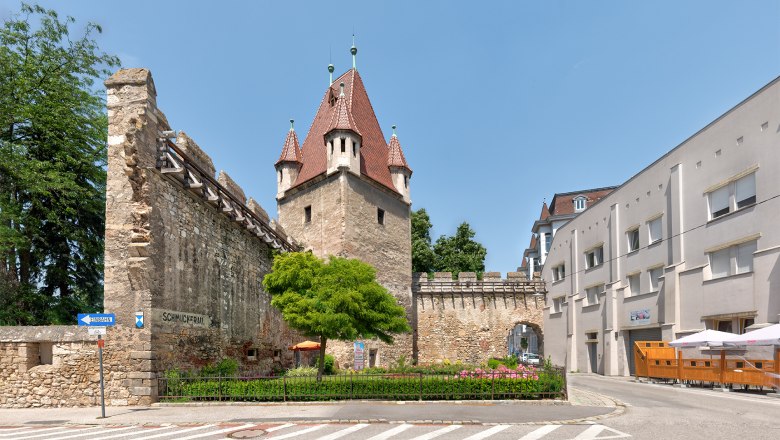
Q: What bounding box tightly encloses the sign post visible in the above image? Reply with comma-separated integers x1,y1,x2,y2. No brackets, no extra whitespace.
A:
78,313,116,419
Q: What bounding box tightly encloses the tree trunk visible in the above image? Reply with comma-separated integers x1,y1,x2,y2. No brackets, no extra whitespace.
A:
317,337,327,382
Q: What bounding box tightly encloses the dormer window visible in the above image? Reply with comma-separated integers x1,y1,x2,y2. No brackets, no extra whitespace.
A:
574,196,587,212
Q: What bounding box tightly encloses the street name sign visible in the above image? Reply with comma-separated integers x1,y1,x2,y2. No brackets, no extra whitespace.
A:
78,313,116,327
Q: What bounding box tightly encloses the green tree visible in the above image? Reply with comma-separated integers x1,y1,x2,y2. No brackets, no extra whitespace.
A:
411,208,435,273
433,222,487,275
263,252,411,380
0,3,119,324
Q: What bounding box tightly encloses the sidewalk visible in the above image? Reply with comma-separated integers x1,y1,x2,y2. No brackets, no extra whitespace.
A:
0,390,619,426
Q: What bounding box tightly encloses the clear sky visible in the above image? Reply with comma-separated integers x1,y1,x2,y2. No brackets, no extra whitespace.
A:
4,1,780,274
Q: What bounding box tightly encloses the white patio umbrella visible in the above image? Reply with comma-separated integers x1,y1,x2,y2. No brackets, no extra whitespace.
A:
669,329,738,347
725,324,780,346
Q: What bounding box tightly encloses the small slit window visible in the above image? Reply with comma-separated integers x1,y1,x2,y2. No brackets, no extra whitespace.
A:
304,205,312,223
278,170,283,183
377,208,385,225
340,138,346,153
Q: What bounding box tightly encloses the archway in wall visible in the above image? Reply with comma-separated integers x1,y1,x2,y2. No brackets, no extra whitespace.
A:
508,322,543,358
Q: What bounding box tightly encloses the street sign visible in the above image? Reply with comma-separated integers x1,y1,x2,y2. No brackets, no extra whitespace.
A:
88,327,107,335
135,311,144,329
78,313,116,327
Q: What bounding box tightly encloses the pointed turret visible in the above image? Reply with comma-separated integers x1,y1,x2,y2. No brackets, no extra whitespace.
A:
325,82,362,175
539,202,551,220
387,125,412,202
275,119,303,198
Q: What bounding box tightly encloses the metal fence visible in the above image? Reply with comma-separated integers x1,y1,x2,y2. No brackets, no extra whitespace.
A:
158,369,567,402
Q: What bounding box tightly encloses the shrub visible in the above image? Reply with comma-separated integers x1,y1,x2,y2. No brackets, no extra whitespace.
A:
285,366,318,377
487,358,501,370
200,358,239,378
316,354,335,375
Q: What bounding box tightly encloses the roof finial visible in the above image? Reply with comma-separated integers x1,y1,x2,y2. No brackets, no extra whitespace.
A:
391,125,397,137
328,63,334,85
289,119,295,131
339,82,345,97
350,34,357,70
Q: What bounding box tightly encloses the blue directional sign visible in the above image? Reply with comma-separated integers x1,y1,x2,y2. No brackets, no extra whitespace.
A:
135,311,144,329
78,313,116,327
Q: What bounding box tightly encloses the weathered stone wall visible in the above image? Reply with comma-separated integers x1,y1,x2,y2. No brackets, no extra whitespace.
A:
414,272,545,365
0,326,142,408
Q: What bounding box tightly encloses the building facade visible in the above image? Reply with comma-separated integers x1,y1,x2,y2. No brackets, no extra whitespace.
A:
543,76,780,376
275,60,414,367
523,188,615,277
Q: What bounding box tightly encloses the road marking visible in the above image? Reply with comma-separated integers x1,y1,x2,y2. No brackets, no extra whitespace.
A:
407,424,462,440
270,424,326,439
573,424,631,439
176,423,256,439
461,424,511,440
314,423,369,440
0,427,32,435
133,424,214,440
518,424,560,440
365,423,413,440
0,426,63,438
53,426,131,440
93,425,173,440
266,423,296,432
14,426,99,440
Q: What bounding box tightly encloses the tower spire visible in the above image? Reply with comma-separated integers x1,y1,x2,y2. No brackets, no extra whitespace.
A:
328,63,334,85
350,35,357,70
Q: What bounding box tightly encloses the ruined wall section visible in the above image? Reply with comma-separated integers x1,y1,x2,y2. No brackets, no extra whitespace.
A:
105,68,298,383
414,272,545,365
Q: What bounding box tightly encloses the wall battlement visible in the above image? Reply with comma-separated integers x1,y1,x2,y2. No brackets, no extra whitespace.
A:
412,271,545,295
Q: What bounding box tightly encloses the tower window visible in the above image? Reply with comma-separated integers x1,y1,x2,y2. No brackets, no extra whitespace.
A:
377,208,385,225
353,144,357,157
278,170,283,183
404,175,408,188
304,205,312,223
329,142,333,155
340,138,346,153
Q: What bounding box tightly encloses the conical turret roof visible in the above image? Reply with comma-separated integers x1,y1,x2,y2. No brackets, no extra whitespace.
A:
326,84,361,135
275,123,302,166
387,132,412,173
539,202,550,220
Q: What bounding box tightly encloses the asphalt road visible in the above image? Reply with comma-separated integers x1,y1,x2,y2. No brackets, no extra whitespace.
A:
569,374,780,440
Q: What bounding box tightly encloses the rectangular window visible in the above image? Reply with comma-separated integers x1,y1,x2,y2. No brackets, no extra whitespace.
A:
709,240,757,279
735,173,756,208
627,273,640,296
648,217,662,244
627,228,639,253
648,267,663,291
708,171,757,219
544,234,552,253
585,285,602,306
304,205,312,223
377,208,385,225
552,297,564,313
340,138,346,153
552,264,565,282
585,246,603,269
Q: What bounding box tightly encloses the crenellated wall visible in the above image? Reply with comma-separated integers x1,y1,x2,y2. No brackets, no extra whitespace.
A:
414,271,545,365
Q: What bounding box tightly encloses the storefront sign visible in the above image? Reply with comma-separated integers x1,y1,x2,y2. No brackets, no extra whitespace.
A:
630,309,651,325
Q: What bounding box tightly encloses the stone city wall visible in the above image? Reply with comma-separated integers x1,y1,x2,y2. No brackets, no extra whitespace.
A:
414,272,545,365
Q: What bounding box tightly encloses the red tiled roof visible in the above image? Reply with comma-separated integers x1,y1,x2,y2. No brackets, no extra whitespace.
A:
326,84,360,135
292,69,398,193
549,187,616,216
387,134,411,172
275,126,302,165
529,234,537,249
539,202,550,220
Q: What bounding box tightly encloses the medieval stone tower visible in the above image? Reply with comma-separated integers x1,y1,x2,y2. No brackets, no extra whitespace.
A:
275,48,414,367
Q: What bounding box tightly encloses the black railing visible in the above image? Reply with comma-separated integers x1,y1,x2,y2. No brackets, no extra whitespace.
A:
158,369,567,402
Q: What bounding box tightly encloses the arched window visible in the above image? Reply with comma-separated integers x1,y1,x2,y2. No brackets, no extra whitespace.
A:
574,196,587,212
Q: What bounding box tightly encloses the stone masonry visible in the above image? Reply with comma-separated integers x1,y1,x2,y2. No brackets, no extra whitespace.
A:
414,272,545,365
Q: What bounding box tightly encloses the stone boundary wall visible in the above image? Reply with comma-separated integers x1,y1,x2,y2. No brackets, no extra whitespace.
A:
413,272,546,365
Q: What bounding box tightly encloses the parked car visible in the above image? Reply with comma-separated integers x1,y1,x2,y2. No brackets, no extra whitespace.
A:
521,352,540,365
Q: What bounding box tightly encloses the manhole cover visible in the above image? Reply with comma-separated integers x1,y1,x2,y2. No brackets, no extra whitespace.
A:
230,428,266,438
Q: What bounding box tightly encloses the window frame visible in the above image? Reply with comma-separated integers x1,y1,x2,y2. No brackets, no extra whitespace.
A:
708,240,757,280
707,171,757,220
648,266,664,292
304,205,312,224
377,207,385,225
626,228,640,253
585,285,602,306
573,196,587,212
626,273,640,297
648,216,663,245
585,246,604,269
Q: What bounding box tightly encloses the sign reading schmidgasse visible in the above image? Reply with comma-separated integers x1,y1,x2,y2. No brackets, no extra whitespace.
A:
153,309,211,328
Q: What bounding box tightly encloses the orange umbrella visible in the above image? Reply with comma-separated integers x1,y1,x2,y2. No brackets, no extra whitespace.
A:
288,340,321,351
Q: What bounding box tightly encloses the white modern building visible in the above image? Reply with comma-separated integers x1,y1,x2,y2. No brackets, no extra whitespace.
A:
542,76,780,376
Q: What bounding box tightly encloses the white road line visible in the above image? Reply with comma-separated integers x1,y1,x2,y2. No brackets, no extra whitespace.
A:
0,426,61,438
0,427,32,434
573,424,631,439
407,424,462,440
266,423,296,432
314,424,369,440
461,424,511,440
175,423,256,440
14,426,100,440
365,423,413,440
93,425,173,440
35,426,105,440
518,424,561,440
133,424,214,440
269,424,326,439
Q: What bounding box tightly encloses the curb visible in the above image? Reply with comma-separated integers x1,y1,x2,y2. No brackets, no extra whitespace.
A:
152,398,572,408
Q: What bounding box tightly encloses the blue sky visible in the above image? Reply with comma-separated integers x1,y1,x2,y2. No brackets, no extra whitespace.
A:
4,1,780,274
